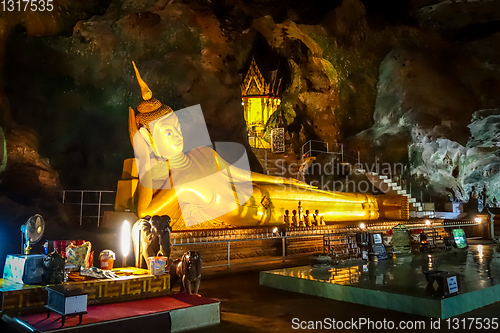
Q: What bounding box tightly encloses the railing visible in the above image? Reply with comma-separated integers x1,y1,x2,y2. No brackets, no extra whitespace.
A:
301,140,330,161
60,190,116,227
169,218,481,269
171,228,351,269
301,140,360,165
301,140,410,192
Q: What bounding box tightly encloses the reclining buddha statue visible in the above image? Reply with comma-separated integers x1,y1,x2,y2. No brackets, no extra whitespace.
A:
115,62,408,230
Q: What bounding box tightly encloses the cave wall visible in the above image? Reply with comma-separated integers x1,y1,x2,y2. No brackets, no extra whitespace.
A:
347,1,500,202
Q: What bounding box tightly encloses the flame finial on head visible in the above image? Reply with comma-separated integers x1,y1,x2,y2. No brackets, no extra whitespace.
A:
132,61,153,101
129,61,173,136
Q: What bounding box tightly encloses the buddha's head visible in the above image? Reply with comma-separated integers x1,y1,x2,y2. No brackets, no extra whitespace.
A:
148,112,183,159
129,61,184,159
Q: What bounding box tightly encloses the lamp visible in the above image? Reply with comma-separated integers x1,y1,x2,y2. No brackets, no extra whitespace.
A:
475,217,482,223
360,223,366,230
425,220,431,226
121,220,131,267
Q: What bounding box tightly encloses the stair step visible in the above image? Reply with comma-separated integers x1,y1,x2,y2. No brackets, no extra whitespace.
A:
418,207,423,212
392,186,401,191
383,179,392,183
409,211,435,218
357,169,366,173
409,198,416,203
379,175,388,179
412,202,421,207
397,190,406,195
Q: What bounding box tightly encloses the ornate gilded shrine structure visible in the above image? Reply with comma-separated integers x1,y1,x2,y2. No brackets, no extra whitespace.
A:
241,58,282,149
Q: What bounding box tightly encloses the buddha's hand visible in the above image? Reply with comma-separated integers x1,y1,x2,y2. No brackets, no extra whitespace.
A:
274,177,311,187
132,129,153,183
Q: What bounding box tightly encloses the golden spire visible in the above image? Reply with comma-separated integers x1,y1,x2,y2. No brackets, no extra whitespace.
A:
130,61,173,131
132,61,153,101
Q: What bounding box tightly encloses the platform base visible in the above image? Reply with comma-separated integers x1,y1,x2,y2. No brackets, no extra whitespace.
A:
3,293,220,333
260,246,500,318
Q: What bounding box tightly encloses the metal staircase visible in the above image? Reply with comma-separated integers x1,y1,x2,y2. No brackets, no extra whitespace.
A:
363,170,434,218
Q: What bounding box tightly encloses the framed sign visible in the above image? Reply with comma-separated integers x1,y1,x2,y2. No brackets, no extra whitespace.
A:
447,276,459,294
271,128,285,153
372,233,383,244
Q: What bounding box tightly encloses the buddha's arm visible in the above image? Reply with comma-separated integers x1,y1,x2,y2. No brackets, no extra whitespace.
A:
213,150,315,188
137,181,178,217
249,171,315,188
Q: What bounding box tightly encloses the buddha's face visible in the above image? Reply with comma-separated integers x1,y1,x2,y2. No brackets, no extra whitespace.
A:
150,112,184,159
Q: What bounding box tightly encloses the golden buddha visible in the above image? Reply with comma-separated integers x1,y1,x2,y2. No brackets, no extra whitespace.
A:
118,62,408,230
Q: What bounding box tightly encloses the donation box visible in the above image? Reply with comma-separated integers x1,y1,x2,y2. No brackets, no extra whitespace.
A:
428,272,460,296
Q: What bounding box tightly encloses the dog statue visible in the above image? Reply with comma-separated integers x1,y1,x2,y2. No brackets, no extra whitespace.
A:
170,251,202,294
132,215,172,268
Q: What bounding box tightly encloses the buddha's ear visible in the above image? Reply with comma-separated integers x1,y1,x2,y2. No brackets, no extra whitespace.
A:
138,127,152,146
138,126,161,158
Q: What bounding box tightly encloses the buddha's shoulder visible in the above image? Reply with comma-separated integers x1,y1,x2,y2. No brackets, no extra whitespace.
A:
187,146,216,158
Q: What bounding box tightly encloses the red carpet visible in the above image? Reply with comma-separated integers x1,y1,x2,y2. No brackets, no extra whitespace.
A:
20,293,217,332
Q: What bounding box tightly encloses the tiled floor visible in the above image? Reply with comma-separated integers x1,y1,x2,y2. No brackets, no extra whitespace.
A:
260,244,500,318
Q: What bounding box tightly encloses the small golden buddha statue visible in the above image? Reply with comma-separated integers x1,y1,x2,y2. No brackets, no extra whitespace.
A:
283,210,290,226
291,210,299,227
320,216,325,226
304,210,311,227
121,62,408,230
312,209,319,226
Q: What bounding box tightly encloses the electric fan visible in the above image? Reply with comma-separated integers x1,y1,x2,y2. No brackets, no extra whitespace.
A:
20,214,45,254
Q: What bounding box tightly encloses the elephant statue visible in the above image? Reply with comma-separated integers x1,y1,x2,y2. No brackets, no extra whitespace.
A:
42,251,65,284
132,215,172,269
170,251,202,295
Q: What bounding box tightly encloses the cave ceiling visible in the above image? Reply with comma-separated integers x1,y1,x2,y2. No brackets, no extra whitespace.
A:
0,0,499,204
